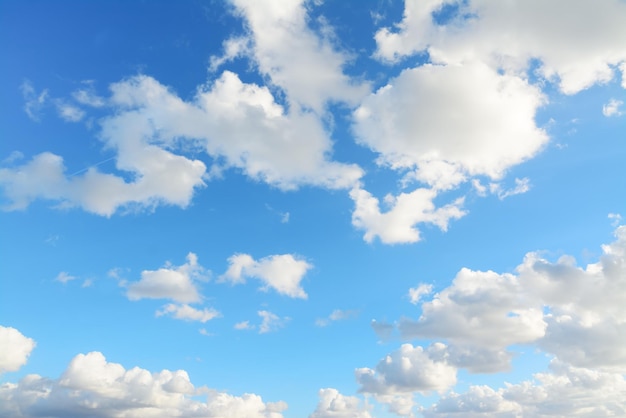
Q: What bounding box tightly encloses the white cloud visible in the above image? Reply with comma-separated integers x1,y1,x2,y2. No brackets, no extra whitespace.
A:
20,80,48,121
3,69,364,215
226,0,369,112
423,360,626,417
375,0,626,94
126,253,206,304
356,344,458,416
55,100,85,122
398,224,626,372
490,177,531,200
221,253,311,299
0,326,36,375
55,271,77,284
353,62,547,183
608,212,622,226
349,61,546,244
0,351,287,418
234,321,255,331
356,343,457,414
258,310,288,334
309,388,372,418
155,304,221,323
399,267,547,364
350,185,465,244
408,283,433,304
315,309,358,327
602,98,624,117
72,88,106,107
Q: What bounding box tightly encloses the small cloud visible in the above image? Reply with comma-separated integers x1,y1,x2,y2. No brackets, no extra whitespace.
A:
81,278,94,288
491,177,531,200
234,320,254,331
408,283,433,304
55,100,85,122
55,271,77,284
72,88,106,107
21,80,48,121
199,328,215,336
602,99,624,117
220,253,311,299
2,151,24,164
608,213,622,227
44,234,60,246
155,303,221,323
265,204,290,224
258,310,289,334
126,253,206,303
315,309,359,327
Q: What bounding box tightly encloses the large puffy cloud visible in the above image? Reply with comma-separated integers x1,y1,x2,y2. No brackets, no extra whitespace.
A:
0,351,286,418
423,360,626,417
353,61,547,184
224,0,369,112
399,224,626,372
1,70,362,215
0,326,36,375
309,388,372,418
350,61,546,244
126,253,206,304
221,253,312,299
108,72,363,191
376,0,626,94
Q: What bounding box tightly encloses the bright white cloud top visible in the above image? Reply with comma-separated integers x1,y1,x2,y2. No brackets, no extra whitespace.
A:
1,0,624,417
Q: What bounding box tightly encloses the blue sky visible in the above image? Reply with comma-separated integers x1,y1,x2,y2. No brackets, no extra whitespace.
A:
1,1,625,417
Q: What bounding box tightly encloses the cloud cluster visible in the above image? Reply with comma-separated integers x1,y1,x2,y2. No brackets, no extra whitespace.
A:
400,224,626,372
221,253,312,299
375,0,626,94
361,224,626,415
349,0,626,244
0,351,287,418
423,360,626,417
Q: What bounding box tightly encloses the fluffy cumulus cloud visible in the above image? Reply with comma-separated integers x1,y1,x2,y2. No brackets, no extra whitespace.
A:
353,62,548,184
221,253,312,299
423,360,626,417
0,326,36,375
375,0,626,94
1,70,362,216
126,253,206,304
356,344,457,415
224,0,369,112
0,351,287,418
309,388,372,418
350,61,546,243
397,224,626,373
